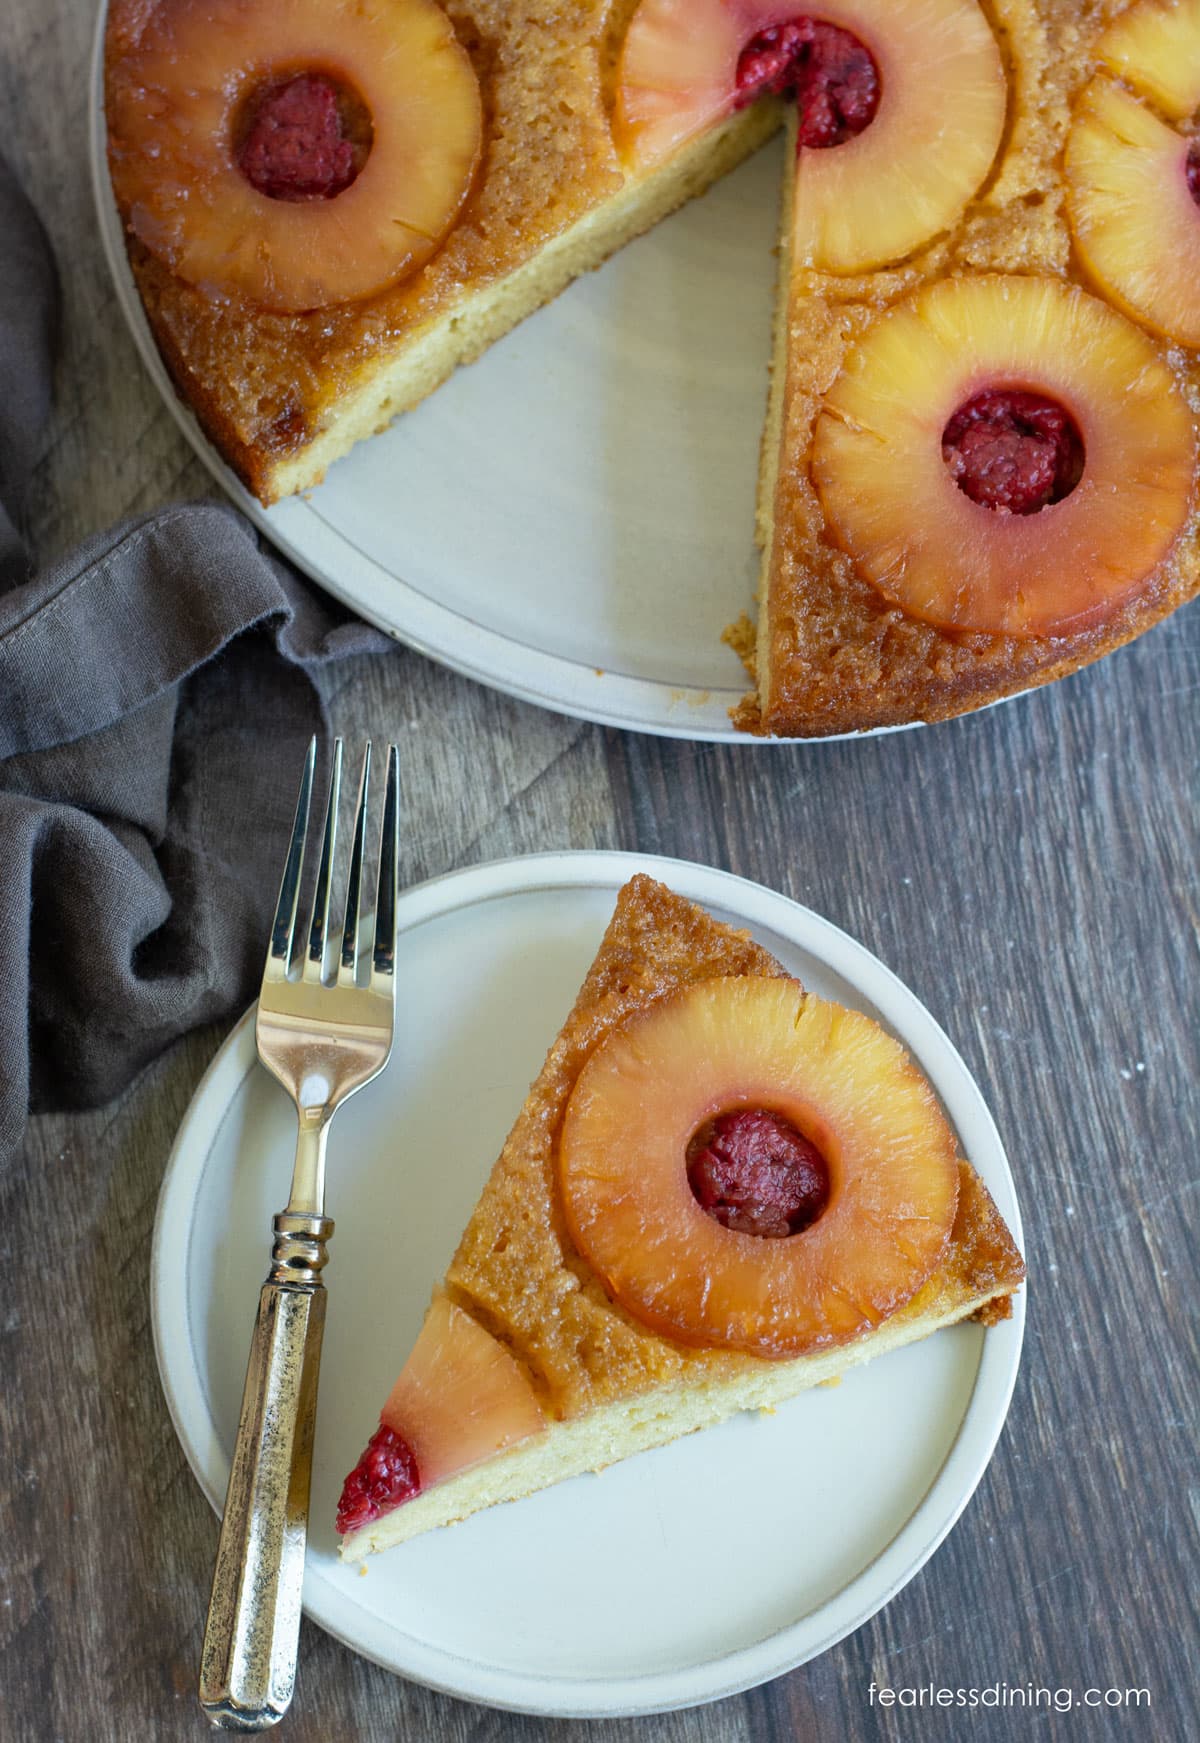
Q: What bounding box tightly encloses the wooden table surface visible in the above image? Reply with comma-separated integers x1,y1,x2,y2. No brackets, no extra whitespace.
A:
2,5,1197,1741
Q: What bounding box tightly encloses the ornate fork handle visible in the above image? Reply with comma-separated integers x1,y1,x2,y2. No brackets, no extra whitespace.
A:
199,1212,334,1730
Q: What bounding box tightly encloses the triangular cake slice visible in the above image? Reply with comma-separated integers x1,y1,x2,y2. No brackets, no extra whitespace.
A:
337,875,1024,1557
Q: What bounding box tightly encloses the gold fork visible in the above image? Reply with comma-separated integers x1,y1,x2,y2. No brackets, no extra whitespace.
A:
199,737,398,1730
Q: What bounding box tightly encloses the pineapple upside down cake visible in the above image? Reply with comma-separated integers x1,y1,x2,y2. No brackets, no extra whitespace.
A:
335,876,1025,1558
106,0,1200,735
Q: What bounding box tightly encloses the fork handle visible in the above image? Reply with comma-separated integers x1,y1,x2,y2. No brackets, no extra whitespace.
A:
199,1212,334,1731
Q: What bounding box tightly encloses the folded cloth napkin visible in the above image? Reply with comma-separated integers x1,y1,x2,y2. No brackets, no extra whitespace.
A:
0,157,390,1166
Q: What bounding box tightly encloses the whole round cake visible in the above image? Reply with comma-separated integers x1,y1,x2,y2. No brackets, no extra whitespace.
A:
105,0,1200,734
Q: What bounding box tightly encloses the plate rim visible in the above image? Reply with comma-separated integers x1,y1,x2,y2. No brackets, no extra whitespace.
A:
87,3,933,746
152,848,1025,1717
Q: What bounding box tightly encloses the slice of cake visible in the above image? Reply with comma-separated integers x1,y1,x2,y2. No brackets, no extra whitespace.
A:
336,875,1024,1558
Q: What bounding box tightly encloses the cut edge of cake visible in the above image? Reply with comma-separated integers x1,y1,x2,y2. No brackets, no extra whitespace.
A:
205,102,784,503
339,1180,1021,1560
747,106,799,735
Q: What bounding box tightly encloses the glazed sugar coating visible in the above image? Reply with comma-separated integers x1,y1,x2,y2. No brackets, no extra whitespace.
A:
444,875,1023,1417
750,0,1200,735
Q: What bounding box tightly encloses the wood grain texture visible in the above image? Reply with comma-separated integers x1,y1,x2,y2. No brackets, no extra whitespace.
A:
1,4,1197,1739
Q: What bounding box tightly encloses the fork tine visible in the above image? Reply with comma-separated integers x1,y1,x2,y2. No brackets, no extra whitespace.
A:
339,742,372,979
373,745,399,981
305,738,343,978
267,735,316,975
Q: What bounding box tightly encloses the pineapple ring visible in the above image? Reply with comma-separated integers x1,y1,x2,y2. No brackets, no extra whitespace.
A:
616,0,802,166
787,0,1006,273
811,275,1195,638
106,0,482,313
615,0,1006,274
1094,0,1200,123
558,978,960,1359
1066,77,1200,350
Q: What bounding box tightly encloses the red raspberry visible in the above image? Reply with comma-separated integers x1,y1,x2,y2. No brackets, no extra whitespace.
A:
942,390,1085,515
335,1423,421,1534
1186,140,1200,209
734,19,880,149
237,74,357,202
688,1108,829,1238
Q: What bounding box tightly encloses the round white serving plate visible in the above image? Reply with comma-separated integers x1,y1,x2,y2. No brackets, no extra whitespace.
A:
153,850,1025,1718
89,8,912,743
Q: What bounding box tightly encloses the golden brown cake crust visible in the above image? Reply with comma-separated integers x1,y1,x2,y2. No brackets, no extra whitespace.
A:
445,874,1024,1418
753,0,1200,735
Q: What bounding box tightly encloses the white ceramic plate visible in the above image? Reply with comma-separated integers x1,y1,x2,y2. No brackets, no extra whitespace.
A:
89,9,883,742
153,851,1025,1717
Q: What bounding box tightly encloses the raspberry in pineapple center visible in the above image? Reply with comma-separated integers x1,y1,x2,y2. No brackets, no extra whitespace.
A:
236,72,371,202
734,19,880,148
687,1108,830,1238
1186,140,1200,208
942,389,1085,516
336,1423,420,1534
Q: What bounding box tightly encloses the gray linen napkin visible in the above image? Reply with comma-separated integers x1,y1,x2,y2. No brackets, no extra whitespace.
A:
0,157,390,1164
